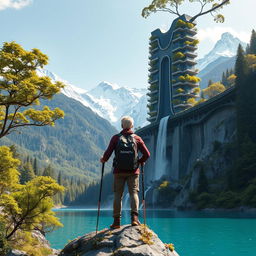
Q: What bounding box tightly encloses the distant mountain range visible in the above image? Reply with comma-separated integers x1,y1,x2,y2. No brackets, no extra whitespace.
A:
37,69,148,130
37,32,246,129
197,32,246,89
1,93,117,181
0,31,246,183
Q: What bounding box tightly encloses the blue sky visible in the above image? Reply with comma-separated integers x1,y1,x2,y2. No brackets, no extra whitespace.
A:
0,0,254,90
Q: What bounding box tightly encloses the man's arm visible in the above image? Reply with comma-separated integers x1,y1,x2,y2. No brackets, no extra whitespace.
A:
100,135,118,163
136,136,150,163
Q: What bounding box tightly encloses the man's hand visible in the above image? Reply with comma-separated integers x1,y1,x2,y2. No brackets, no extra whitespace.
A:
100,157,106,163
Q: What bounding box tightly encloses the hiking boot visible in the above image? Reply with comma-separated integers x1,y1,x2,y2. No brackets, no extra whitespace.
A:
131,213,140,226
110,217,121,229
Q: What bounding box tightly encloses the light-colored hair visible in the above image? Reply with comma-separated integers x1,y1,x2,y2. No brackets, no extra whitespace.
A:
121,116,134,129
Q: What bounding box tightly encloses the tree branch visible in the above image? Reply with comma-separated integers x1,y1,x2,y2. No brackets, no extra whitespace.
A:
190,0,230,22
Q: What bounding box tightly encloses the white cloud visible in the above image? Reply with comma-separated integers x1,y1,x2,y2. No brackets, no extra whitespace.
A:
198,27,250,43
0,0,32,11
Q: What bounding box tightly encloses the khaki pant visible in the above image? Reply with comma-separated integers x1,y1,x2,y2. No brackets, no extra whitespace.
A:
113,173,139,218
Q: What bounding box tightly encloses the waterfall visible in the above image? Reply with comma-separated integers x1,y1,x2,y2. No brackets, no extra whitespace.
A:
154,116,169,180
139,186,151,210
123,192,129,210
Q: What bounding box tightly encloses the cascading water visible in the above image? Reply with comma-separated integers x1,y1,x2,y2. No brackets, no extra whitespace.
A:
123,192,129,209
139,186,151,210
154,116,169,180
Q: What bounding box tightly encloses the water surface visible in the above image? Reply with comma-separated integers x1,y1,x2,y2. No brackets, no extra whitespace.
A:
46,209,256,256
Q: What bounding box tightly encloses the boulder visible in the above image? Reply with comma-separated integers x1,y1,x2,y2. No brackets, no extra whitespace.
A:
7,249,28,256
59,225,179,256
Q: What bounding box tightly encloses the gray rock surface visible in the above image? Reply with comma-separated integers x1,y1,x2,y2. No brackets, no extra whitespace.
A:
7,249,28,256
59,225,179,256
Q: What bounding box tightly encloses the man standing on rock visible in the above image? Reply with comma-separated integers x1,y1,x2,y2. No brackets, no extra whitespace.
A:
100,116,150,229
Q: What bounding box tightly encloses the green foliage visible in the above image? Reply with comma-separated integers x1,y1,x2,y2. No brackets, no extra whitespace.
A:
9,230,53,256
184,39,199,46
0,42,65,139
176,88,185,94
202,82,225,99
1,93,117,184
175,19,195,29
187,97,196,105
0,146,20,194
215,191,241,208
173,51,185,61
0,218,10,255
20,162,35,184
3,176,64,240
178,74,201,83
241,179,256,207
142,0,230,23
196,192,214,209
248,29,256,54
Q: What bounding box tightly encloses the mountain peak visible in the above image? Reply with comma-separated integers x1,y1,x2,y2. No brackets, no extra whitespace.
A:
221,32,236,40
97,81,120,90
197,32,246,70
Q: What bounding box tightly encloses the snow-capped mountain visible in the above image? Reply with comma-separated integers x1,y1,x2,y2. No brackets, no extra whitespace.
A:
197,32,247,71
37,69,148,129
85,82,147,129
36,32,245,129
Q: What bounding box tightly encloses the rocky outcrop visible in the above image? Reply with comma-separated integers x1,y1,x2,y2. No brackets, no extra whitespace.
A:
7,250,28,256
59,225,179,256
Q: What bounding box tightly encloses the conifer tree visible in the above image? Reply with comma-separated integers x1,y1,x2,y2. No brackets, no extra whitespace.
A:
33,158,39,176
42,164,55,178
20,162,35,184
249,29,256,54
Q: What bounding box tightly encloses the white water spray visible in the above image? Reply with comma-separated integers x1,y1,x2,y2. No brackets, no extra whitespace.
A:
123,192,129,210
139,186,151,210
154,116,169,180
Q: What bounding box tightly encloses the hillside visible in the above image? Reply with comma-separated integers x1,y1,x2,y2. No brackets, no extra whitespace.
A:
0,93,117,182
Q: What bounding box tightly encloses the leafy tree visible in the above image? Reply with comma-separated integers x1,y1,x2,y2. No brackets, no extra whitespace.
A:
0,146,20,194
202,81,225,99
0,42,65,139
227,74,236,87
2,176,64,240
142,0,230,23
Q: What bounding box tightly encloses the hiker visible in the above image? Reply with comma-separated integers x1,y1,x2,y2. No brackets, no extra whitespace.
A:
100,116,150,229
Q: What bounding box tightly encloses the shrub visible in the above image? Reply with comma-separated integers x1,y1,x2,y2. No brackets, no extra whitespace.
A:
202,82,226,99
192,87,200,94
241,180,256,207
187,97,196,105
176,88,185,94
184,39,199,46
173,51,185,61
215,191,241,209
196,192,214,209
0,220,10,255
178,74,201,83
175,19,195,29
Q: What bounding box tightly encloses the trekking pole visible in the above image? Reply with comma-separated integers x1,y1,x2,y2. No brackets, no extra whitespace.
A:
96,162,105,235
141,163,146,226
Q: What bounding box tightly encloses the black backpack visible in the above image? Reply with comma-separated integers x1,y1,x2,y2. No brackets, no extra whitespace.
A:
113,133,139,170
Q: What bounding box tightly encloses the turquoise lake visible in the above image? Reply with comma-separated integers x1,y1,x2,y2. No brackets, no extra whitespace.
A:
46,208,256,256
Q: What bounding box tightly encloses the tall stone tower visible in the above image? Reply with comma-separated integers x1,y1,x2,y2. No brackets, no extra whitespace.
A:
147,14,200,123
